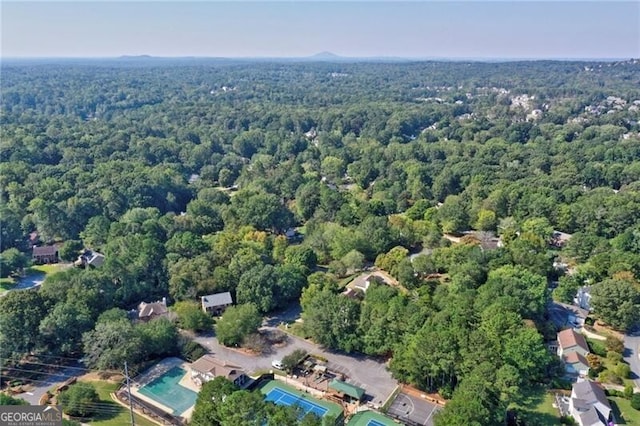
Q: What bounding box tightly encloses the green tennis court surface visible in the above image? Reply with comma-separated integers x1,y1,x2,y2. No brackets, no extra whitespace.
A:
138,367,197,415
347,410,397,426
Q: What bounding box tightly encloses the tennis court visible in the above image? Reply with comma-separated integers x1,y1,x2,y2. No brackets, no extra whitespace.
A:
259,380,343,421
347,410,397,426
137,367,197,415
266,387,328,417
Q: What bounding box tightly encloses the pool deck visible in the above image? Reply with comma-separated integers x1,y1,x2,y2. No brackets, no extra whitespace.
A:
259,380,344,420
130,357,197,420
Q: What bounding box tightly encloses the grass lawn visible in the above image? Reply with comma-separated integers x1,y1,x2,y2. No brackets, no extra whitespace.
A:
0,277,16,291
610,396,640,425
510,386,561,426
338,273,357,288
78,380,157,426
28,264,67,275
280,322,311,340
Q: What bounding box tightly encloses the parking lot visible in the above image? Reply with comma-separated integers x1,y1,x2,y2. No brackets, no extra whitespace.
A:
387,391,441,426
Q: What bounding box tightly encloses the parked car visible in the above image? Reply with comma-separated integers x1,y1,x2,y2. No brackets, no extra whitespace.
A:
272,360,284,370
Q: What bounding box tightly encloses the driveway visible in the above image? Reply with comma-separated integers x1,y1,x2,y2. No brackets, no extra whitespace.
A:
194,328,397,405
16,363,86,405
623,329,640,388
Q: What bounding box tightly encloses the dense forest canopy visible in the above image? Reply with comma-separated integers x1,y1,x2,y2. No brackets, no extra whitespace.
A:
1,58,640,425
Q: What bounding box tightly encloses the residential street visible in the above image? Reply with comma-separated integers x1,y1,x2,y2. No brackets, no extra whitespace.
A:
18,363,86,405
623,329,640,388
193,326,398,406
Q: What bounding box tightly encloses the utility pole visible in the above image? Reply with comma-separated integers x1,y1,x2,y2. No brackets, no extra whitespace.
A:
124,361,136,426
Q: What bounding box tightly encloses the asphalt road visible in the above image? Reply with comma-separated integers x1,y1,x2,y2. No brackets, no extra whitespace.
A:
623,329,640,388
194,325,397,406
17,363,86,405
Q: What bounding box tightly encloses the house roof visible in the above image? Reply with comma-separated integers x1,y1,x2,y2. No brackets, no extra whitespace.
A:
87,252,105,267
558,328,589,353
191,355,244,381
565,352,589,368
201,292,233,308
573,380,609,407
572,380,611,424
328,379,365,400
138,301,168,318
33,245,58,256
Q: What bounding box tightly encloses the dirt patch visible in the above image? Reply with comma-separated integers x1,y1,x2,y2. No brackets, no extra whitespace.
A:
79,372,124,382
593,321,624,340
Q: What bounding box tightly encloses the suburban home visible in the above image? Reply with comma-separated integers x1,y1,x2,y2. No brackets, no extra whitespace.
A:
190,355,249,388
74,250,105,268
32,245,59,264
557,328,591,377
569,380,614,426
201,291,233,315
552,230,573,247
135,298,169,322
574,286,593,312
557,328,590,358
564,352,590,377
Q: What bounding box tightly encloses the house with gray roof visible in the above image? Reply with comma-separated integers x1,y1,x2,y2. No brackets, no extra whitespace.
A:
201,291,233,315
569,380,613,426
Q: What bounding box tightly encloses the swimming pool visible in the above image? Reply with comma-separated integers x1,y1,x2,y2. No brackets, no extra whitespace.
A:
137,367,197,415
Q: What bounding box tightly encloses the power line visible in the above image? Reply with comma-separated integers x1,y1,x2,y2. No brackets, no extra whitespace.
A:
15,359,123,375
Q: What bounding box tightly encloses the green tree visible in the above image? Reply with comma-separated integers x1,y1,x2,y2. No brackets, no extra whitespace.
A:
39,300,94,355
0,291,48,360
434,363,502,426
474,209,497,232
476,265,548,321
341,250,365,272
631,393,640,410
96,308,128,324
173,300,213,332
137,317,178,357
236,265,277,313
216,304,262,347
82,319,144,370
58,240,84,262
59,382,100,418
0,248,29,278
590,278,640,331
0,394,28,405
438,195,469,234
217,390,268,426
284,245,317,270
281,349,308,373
191,376,240,426
80,216,111,249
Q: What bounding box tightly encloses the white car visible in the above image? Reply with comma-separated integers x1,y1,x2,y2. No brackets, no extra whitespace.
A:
272,360,284,370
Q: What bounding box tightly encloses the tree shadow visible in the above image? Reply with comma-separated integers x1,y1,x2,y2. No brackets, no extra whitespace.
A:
609,399,627,425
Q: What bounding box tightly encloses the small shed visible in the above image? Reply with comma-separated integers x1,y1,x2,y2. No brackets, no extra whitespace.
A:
328,379,365,403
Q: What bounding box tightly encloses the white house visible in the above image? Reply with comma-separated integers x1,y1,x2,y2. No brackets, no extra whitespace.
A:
569,380,613,426
574,286,593,312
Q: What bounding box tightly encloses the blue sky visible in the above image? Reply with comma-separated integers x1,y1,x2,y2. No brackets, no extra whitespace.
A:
2,1,639,59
